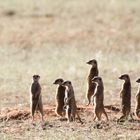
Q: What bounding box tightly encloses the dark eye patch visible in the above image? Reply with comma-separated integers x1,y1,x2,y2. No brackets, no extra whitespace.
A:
99,78,101,81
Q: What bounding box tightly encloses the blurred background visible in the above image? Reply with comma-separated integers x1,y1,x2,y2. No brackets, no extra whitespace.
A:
0,0,140,108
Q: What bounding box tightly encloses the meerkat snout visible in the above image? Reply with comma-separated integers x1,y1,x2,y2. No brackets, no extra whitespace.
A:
136,78,140,83
86,59,97,68
33,75,40,82
119,74,129,80
53,78,64,85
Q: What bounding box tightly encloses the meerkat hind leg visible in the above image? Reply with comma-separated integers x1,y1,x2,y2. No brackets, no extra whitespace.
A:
76,113,83,124
31,100,38,122
95,111,101,121
38,99,44,122
86,92,92,106
67,108,72,122
103,109,109,121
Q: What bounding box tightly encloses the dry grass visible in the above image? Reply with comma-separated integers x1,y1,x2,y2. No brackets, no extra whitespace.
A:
0,0,140,139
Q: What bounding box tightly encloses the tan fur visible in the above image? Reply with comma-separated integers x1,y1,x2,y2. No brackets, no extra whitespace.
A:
86,59,99,106
53,78,66,117
92,76,108,121
62,81,83,123
135,78,140,119
30,75,44,122
118,74,131,121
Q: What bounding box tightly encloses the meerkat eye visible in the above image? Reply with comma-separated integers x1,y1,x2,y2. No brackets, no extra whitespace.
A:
88,60,92,64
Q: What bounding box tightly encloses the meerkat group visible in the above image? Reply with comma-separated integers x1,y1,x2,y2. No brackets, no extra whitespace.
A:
30,59,140,124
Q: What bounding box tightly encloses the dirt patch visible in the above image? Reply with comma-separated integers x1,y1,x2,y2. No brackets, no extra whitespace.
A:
0,105,120,122
1,105,140,140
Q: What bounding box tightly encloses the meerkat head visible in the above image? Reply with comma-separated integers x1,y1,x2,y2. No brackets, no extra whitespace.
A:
136,78,140,83
119,74,130,81
33,75,40,82
92,76,102,84
62,81,72,87
53,78,64,85
86,59,97,68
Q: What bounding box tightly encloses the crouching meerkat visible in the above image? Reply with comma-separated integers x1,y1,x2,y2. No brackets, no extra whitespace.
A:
92,76,108,121
53,78,66,117
135,78,140,119
30,75,44,123
62,81,83,123
86,59,99,106
118,74,131,121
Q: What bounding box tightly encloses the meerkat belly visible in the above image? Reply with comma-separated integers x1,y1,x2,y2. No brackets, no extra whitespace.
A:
69,99,77,109
136,93,140,109
32,94,40,101
122,95,131,107
57,95,65,105
94,96,104,109
88,83,96,91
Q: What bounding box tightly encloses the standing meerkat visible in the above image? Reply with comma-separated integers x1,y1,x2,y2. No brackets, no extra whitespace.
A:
30,75,44,123
86,59,99,106
118,74,131,121
53,78,66,117
92,76,108,121
135,78,140,119
62,81,83,123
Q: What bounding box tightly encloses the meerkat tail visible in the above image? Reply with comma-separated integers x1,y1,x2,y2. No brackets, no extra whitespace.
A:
76,113,83,124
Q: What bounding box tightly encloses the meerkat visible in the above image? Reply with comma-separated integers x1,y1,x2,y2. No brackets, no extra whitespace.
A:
118,74,131,121
62,81,83,123
91,76,108,121
86,59,99,106
135,78,140,119
30,75,44,123
53,78,66,117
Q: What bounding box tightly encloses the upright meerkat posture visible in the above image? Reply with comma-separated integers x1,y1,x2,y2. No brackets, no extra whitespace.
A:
53,78,66,117
118,74,131,121
135,78,140,119
86,59,99,106
92,76,108,121
62,81,83,123
30,75,44,123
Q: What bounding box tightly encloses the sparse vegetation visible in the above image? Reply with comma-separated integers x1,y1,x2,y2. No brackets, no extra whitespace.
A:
0,0,140,139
